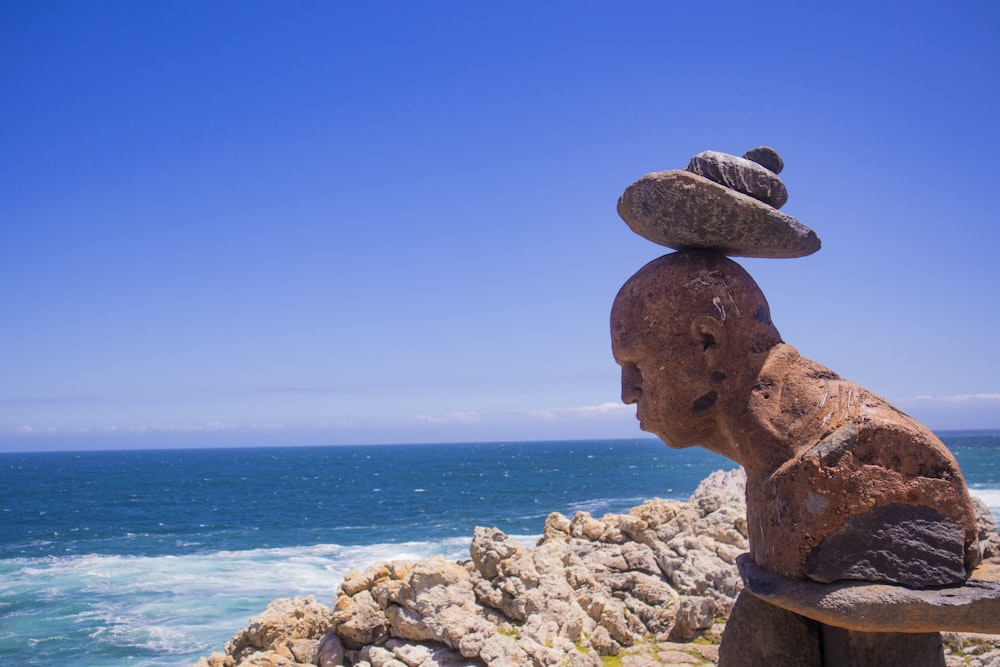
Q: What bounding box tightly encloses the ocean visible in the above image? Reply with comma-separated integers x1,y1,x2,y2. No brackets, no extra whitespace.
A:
2,433,998,666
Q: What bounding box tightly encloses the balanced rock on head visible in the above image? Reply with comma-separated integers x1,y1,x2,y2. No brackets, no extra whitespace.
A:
686,150,788,209
617,147,820,259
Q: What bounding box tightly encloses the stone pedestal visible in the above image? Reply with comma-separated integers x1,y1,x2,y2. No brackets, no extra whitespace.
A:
819,625,944,667
719,591,948,667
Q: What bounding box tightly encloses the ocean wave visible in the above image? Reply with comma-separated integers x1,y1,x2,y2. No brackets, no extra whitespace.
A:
0,537,472,667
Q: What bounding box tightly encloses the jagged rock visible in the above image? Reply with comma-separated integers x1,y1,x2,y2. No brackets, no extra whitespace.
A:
195,468,1000,667
617,170,820,258
685,150,788,208
743,146,783,174
470,526,527,580
973,496,1000,560
192,653,234,667
381,556,490,652
689,467,746,514
314,632,345,667
225,597,334,664
669,595,717,641
322,468,750,664
334,589,390,648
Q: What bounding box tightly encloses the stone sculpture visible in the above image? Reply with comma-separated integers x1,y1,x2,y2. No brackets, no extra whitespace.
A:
611,147,999,665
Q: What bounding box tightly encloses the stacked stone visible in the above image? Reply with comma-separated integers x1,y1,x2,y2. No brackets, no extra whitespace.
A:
616,146,821,258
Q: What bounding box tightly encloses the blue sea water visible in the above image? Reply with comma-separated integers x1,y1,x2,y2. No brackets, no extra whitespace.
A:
1,434,998,666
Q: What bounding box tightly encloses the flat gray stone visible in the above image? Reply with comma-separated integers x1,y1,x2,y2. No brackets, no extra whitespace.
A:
616,170,820,258
685,150,788,208
738,555,1000,634
804,504,968,588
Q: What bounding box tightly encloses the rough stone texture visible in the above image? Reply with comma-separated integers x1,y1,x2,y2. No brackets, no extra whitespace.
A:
224,596,334,665
974,495,1000,560
739,556,1000,634
743,355,982,583
718,590,821,667
190,479,1000,667
743,145,784,174
685,150,789,208
611,251,982,585
803,503,968,588
315,633,345,667
192,469,754,667
616,170,820,258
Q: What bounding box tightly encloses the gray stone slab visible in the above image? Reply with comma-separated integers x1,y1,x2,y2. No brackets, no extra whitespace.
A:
616,170,820,258
738,555,1000,634
804,504,968,588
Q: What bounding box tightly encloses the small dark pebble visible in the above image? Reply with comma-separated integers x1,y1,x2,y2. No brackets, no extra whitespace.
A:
743,146,784,174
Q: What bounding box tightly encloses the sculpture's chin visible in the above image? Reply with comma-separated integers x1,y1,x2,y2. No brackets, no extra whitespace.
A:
662,440,692,450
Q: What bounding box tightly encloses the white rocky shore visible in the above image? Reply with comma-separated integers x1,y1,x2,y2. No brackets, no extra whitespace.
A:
193,469,1000,667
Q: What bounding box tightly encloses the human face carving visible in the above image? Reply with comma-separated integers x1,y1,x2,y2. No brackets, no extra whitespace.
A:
611,320,712,449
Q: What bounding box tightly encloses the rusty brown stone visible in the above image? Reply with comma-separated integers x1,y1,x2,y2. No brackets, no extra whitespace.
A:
616,170,819,258
610,250,982,585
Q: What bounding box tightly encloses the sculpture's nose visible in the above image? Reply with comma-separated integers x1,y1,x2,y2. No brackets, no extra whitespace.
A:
621,364,642,404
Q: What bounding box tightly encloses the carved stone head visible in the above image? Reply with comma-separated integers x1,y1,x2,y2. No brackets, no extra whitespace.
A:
610,250,782,461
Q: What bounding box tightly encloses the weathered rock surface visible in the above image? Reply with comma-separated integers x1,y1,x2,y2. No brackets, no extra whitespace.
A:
975,496,1000,561
194,596,335,667
685,150,788,208
617,170,820,258
193,468,750,667
191,470,1000,667
803,503,969,588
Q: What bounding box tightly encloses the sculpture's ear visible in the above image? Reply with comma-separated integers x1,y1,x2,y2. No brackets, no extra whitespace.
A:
691,315,726,370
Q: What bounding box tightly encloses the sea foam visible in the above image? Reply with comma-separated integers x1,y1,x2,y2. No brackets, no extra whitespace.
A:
0,538,470,667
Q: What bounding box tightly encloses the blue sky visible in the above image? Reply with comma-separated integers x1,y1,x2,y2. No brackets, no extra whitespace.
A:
2,1,998,451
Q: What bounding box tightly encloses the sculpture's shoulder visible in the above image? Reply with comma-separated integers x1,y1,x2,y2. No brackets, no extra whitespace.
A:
802,406,963,483
757,346,959,474
746,358,981,584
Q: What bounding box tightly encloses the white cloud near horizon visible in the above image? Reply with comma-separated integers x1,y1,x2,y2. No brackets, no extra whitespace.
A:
897,393,1000,404
11,421,287,436
519,402,633,421
412,411,481,425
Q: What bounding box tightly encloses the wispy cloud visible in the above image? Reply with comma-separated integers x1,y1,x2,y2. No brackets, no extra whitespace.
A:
253,386,345,395
897,393,1000,405
517,402,633,421
412,411,481,425
411,402,632,427
11,421,287,436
